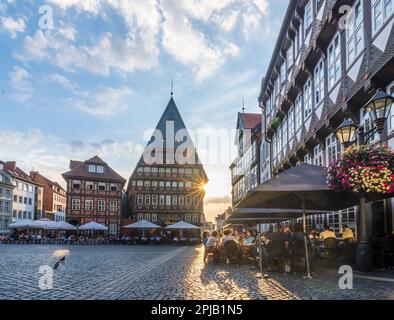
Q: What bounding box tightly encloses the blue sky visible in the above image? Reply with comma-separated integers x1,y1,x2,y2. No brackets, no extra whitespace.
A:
0,0,288,221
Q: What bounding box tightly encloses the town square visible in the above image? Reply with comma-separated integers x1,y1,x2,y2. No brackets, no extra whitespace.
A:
1,0,394,303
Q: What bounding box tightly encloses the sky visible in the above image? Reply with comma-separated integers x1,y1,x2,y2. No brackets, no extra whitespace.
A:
0,0,288,222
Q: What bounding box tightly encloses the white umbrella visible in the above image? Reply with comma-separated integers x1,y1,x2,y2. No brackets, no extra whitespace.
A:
8,220,42,229
165,221,200,238
33,220,57,229
46,221,77,231
123,220,162,229
165,221,200,230
123,220,161,237
78,221,108,231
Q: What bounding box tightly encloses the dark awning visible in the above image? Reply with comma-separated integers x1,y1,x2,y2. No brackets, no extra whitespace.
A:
236,164,361,212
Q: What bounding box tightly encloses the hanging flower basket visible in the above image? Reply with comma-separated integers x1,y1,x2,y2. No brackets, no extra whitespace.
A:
328,144,394,194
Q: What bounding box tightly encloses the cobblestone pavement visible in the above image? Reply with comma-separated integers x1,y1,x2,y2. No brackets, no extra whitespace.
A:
0,244,393,300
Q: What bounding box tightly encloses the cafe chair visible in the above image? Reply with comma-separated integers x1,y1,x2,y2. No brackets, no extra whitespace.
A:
266,240,287,272
223,240,240,264
323,237,337,260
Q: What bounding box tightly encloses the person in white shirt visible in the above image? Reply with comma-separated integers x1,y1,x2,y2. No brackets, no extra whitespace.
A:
204,231,218,263
221,229,235,245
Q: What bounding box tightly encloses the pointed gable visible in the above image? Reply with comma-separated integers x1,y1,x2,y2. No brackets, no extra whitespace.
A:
132,96,208,181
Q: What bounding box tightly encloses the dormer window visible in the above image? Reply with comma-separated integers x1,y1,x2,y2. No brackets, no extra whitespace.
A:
87,164,105,174
96,165,105,173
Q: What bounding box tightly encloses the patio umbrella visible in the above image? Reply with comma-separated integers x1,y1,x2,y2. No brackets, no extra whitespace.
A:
123,220,161,237
8,220,43,229
165,221,200,237
78,221,108,231
46,221,77,231
236,164,362,278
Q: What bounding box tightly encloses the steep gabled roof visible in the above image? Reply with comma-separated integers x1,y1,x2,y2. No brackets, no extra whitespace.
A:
237,112,262,130
62,156,126,184
132,96,208,180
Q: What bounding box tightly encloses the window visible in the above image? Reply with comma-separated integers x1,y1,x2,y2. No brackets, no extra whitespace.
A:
179,168,185,174
137,195,144,206
98,183,106,191
71,199,81,210
13,195,17,202
144,167,151,173
314,59,325,105
152,195,158,206
295,94,303,131
185,168,192,175
137,213,144,221
346,1,364,66
166,195,171,206
304,78,313,119
159,168,165,173
328,34,341,89
172,168,177,174
88,165,96,173
372,0,394,33
172,181,177,188
304,0,313,34
151,181,158,187
288,107,295,140
137,167,144,173
280,63,286,85
172,195,177,206
193,196,199,206
387,82,394,132
326,134,339,165
165,168,171,174
85,199,93,210
185,182,192,188
361,108,379,143
86,181,94,190
144,180,151,188
96,165,105,174
110,184,118,192
178,181,185,188
28,198,32,205
192,214,199,223
145,194,151,206
185,195,192,206
159,181,165,187
73,180,81,189
98,200,105,211
151,213,158,222
136,180,143,187
166,181,171,188
24,197,27,204
159,195,165,206
313,145,324,166
185,213,191,222
304,154,313,164
179,195,185,206
19,196,23,203
286,43,294,69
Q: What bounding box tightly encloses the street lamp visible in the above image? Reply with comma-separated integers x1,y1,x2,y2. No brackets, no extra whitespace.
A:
335,89,394,272
364,89,394,133
335,118,359,148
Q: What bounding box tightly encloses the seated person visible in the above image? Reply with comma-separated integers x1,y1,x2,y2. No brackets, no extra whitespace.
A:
318,225,336,241
204,231,219,263
267,224,289,250
221,230,235,245
244,229,256,246
341,225,355,242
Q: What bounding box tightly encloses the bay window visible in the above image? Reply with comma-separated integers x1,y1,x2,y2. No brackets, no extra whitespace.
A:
314,59,325,105
346,0,364,66
328,34,341,90
304,78,313,119
295,94,303,131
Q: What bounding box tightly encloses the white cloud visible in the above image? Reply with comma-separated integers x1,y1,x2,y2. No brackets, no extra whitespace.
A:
1,16,25,38
16,0,270,80
71,86,133,116
8,66,33,103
